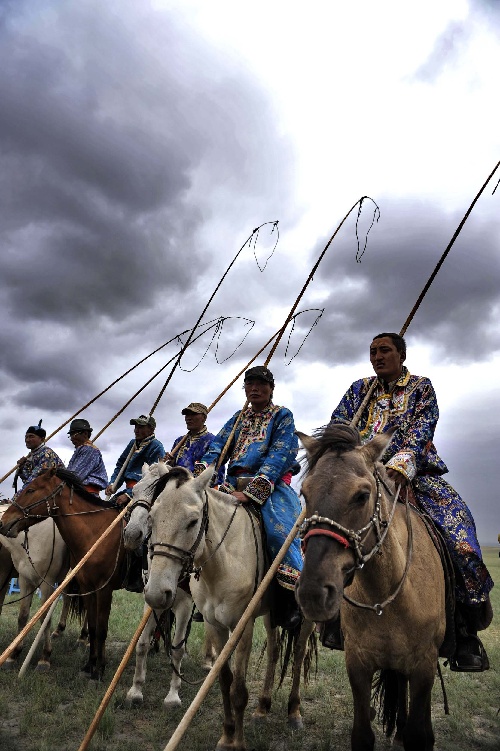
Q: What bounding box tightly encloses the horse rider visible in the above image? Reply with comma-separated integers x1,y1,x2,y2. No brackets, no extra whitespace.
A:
105,414,165,506
13,420,64,500
325,332,493,671
67,418,108,494
164,402,225,485
194,366,303,631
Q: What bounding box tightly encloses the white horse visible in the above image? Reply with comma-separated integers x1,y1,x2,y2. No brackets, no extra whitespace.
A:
123,462,215,709
136,463,314,751
0,506,70,670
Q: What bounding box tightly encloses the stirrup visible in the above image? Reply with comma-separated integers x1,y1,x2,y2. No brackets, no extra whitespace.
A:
319,618,344,651
448,635,490,672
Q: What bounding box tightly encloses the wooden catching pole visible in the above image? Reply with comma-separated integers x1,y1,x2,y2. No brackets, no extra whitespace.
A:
0,499,133,667
18,597,60,678
351,158,500,428
77,606,153,751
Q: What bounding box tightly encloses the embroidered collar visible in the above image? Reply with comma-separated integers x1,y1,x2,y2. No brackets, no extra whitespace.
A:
377,366,410,393
244,402,277,419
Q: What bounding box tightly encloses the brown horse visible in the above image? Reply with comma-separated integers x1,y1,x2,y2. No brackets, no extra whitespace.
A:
0,468,126,679
295,424,446,751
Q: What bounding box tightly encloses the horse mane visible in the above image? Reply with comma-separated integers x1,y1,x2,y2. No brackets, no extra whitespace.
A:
306,422,361,472
152,466,191,502
53,467,109,506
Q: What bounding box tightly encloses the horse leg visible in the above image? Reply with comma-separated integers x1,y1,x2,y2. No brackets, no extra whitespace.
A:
78,613,89,646
93,587,113,680
346,656,375,751
164,590,193,709
51,593,70,639
253,613,279,721
81,593,97,676
125,605,157,707
287,618,315,730
202,625,216,672
394,674,408,746
35,579,58,670
4,576,34,667
227,618,254,751
404,663,436,751
206,622,235,750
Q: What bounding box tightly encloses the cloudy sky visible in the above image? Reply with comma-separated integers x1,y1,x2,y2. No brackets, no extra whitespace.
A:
0,0,498,544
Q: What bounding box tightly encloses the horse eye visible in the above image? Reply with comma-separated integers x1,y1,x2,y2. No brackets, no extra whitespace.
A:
353,491,370,505
187,520,198,530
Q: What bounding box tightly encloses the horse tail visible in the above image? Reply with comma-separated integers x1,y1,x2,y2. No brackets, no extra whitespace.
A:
277,622,317,688
372,669,399,737
64,578,86,623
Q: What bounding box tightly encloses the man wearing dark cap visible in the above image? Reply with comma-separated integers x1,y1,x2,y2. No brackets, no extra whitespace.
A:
195,366,303,630
14,420,64,499
105,414,165,506
164,403,224,485
67,419,108,494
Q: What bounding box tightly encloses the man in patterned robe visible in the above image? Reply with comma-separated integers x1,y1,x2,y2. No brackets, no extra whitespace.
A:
329,332,493,671
195,366,303,630
14,421,64,499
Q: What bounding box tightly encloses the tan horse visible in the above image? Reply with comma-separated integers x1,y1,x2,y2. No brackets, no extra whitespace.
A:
142,464,314,751
0,508,70,670
296,424,446,751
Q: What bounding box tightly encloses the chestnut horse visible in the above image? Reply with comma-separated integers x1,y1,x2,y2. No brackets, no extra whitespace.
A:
0,468,126,679
296,425,446,751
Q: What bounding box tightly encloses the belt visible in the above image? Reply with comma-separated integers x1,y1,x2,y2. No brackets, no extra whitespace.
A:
125,480,137,489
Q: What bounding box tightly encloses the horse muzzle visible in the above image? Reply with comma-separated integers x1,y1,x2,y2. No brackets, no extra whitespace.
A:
0,517,22,537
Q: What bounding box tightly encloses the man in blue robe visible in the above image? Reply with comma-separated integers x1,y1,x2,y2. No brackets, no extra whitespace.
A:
67,418,108,494
329,332,493,671
164,402,224,485
195,366,303,630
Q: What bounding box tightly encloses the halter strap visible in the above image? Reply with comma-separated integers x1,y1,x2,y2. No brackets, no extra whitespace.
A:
301,526,349,552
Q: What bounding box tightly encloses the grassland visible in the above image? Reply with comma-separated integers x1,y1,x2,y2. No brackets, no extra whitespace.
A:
0,548,498,751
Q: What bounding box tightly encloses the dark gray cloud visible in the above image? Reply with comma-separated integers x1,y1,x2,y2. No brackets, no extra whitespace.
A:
0,0,295,416
295,198,500,366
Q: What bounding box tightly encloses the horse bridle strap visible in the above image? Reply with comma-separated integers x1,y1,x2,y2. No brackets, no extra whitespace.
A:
10,481,66,519
149,490,210,579
301,526,349,551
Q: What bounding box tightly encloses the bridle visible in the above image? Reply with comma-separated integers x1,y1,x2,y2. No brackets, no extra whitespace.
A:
299,468,413,615
9,481,67,521
148,490,210,582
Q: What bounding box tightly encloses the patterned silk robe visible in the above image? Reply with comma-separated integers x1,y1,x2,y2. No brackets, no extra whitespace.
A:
198,403,303,590
331,367,493,606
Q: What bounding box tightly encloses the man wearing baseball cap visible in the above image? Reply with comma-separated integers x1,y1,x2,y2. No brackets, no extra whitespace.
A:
14,420,64,499
105,414,165,505
164,403,224,485
66,418,108,494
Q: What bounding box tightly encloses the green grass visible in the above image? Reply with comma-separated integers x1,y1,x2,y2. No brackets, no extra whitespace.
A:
0,548,498,750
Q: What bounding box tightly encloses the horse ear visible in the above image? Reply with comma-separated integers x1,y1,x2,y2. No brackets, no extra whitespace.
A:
157,461,169,477
359,428,396,465
296,431,319,458
141,463,149,477
193,464,215,493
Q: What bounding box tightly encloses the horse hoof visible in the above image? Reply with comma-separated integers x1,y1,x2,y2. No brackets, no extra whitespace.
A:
124,695,143,708
0,659,17,671
251,712,268,724
202,659,214,672
287,716,304,730
164,696,182,710
35,661,51,672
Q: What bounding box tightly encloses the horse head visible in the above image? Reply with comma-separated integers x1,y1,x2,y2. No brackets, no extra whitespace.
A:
295,424,394,623
144,464,214,611
123,461,169,550
0,468,63,538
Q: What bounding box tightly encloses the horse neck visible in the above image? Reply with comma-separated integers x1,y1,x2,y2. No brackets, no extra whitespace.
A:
194,490,258,574
49,486,120,555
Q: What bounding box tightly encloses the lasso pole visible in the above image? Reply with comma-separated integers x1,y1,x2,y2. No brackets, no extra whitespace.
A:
77,606,153,751
351,158,500,427
0,321,221,486
0,499,133,667
214,196,377,470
